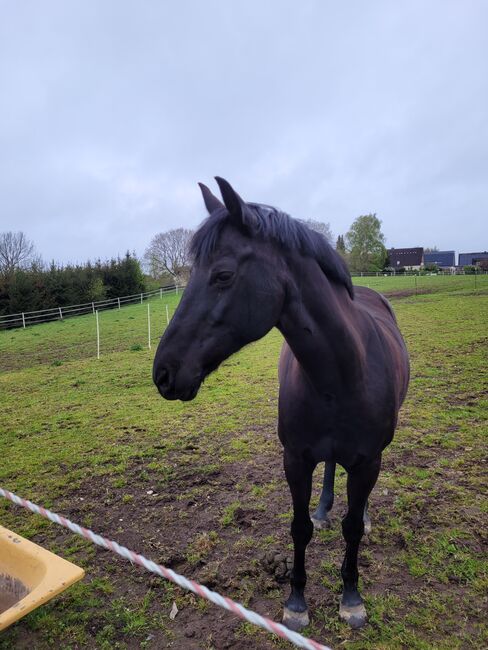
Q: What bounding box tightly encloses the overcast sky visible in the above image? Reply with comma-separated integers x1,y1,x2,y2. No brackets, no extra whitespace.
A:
0,1,486,264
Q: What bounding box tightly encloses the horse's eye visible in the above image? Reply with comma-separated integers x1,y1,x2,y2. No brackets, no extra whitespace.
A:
215,271,234,283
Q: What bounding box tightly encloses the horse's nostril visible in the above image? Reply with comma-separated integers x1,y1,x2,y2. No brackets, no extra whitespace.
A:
158,367,169,385
153,365,170,389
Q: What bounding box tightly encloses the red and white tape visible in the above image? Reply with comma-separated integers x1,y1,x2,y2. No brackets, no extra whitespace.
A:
0,487,332,650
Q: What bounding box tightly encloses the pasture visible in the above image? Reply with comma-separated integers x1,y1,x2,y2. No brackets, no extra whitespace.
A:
0,276,487,649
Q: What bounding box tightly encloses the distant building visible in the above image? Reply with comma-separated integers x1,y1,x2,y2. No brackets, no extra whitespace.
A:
458,251,488,267
424,251,456,269
387,247,424,271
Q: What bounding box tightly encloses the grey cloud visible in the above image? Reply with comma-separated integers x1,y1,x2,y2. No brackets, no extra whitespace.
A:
0,0,486,262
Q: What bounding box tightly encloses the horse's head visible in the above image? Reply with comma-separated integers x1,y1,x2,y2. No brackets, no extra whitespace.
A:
152,177,287,401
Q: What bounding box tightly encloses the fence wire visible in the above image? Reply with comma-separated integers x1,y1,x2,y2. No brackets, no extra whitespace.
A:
0,284,182,330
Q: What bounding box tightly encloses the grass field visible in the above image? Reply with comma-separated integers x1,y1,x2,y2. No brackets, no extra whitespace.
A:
351,273,484,294
0,277,487,649
0,275,486,374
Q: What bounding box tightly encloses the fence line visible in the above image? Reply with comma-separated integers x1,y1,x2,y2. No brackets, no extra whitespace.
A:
0,283,184,330
349,269,486,277
1,274,486,373
0,298,180,372
2,271,486,330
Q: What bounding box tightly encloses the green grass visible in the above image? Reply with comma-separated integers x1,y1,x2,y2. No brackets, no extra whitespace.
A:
352,272,488,295
0,278,487,649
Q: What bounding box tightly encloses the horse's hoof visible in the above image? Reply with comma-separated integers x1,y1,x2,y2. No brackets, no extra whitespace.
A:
311,515,331,530
283,606,310,631
339,602,367,629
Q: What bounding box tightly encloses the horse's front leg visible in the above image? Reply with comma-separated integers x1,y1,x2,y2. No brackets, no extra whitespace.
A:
282,448,315,632
311,460,336,529
340,455,381,629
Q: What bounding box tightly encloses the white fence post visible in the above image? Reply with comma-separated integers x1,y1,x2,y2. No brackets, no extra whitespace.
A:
140,293,143,304
92,302,95,314
165,304,169,325
160,288,162,300
59,307,63,320
147,304,151,349
175,283,178,295
96,311,100,359
117,297,120,310
22,313,26,329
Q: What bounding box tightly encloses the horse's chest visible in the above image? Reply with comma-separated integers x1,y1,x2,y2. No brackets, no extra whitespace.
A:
278,383,394,461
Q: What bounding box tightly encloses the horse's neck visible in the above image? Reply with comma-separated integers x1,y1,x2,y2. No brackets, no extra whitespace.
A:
277,258,363,389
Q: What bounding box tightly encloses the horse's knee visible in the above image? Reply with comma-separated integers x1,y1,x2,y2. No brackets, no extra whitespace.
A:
341,512,364,543
291,516,313,545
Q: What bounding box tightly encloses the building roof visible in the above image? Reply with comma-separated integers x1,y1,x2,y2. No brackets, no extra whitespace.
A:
387,247,424,268
424,251,455,267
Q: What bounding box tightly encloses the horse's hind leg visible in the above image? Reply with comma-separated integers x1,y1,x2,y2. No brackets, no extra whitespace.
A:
339,455,381,629
282,449,315,632
311,461,335,530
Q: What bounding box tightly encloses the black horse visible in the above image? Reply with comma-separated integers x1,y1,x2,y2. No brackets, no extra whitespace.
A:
153,178,410,631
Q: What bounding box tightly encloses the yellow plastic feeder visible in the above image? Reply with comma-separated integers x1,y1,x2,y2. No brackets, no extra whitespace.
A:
0,525,85,631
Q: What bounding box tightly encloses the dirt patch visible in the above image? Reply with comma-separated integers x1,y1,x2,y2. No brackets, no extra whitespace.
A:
5,431,487,648
446,389,488,407
20,433,461,649
59,452,292,649
383,288,435,299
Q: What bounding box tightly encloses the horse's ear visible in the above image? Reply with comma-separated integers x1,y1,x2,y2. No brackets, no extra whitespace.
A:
215,177,259,231
215,177,245,219
198,182,224,214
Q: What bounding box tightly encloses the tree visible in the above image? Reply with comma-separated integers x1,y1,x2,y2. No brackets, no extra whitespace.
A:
6,269,38,313
346,214,387,272
424,246,439,253
301,219,333,244
0,232,36,276
144,228,193,281
86,277,106,302
336,235,346,255
102,252,145,298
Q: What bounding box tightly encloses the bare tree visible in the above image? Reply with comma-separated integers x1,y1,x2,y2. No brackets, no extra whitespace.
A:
144,228,193,281
301,219,333,244
0,231,36,275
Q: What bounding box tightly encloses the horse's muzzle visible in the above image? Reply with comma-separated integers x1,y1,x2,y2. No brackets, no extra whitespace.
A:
153,363,202,402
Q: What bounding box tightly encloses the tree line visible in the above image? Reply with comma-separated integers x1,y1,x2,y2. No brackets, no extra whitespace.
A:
0,233,145,316
0,211,395,316
144,214,389,281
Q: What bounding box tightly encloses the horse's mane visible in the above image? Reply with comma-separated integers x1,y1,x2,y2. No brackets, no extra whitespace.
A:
190,203,354,298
